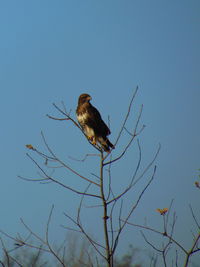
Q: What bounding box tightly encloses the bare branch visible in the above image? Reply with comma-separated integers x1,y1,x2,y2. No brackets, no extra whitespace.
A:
44,206,67,267
125,217,188,255
22,153,101,198
107,142,160,205
63,212,106,260
112,165,157,254
189,204,200,229
41,132,100,187
68,153,100,162
46,114,69,121
184,232,200,267
114,86,139,147
104,104,144,165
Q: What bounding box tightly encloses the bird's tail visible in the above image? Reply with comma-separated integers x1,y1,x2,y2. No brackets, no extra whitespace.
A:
98,137,115,152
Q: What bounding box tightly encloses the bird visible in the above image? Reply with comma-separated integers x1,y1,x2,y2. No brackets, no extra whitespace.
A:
76,93,114,152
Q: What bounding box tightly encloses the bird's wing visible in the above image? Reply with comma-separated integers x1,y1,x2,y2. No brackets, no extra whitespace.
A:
87,104,111,136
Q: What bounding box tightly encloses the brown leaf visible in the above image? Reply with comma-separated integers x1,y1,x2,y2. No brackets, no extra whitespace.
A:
156,208,168,215
26,144,34,150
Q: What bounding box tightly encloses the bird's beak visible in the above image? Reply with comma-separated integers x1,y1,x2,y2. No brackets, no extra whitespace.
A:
88,96,92,101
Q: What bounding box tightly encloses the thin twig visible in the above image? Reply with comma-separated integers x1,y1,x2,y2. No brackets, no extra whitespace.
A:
189,204,200,229
24,153,101,198
41,132,100,187
112,166,157,255
114,87,139,147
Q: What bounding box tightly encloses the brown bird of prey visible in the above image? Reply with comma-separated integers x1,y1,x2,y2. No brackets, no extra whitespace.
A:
76,93,114,152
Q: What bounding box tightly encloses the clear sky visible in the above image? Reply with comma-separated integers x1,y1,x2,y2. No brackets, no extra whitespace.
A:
0,0,200,265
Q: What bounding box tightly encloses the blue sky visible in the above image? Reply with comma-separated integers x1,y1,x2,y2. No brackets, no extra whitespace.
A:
0,0,200,265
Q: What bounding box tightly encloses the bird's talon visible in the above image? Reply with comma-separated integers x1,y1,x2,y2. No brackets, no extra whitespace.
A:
88,136,96,145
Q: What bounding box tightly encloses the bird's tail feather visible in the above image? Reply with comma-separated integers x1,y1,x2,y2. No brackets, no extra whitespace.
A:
98,137,115,152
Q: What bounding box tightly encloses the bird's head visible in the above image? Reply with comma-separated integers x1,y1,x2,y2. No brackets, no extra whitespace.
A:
78,93,92,104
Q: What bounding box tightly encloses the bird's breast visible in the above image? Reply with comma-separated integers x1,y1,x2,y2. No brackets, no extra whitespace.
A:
77,111,89,124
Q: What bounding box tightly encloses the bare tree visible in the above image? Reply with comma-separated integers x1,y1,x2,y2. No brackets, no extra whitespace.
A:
0,88,160,266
